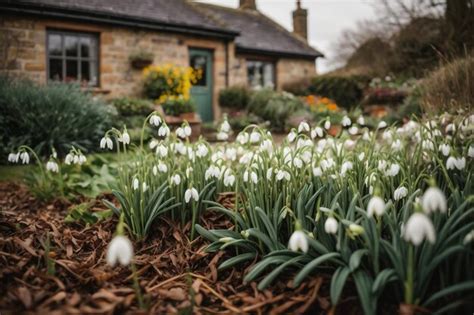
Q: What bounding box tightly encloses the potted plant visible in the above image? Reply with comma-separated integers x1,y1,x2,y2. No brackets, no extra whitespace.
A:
129,51,154,70
161,97,196,120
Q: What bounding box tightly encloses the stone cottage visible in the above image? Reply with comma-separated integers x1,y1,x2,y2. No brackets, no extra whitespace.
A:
0,0,323,121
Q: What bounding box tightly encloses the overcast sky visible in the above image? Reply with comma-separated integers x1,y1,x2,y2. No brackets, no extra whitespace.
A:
195,0,377,73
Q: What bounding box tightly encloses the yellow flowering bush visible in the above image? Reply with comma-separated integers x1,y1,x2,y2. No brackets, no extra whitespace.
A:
143,64,200,103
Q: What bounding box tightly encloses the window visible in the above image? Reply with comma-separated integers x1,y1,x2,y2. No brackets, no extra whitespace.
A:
190,54,208,87
47,30,99,87
247,60,275,89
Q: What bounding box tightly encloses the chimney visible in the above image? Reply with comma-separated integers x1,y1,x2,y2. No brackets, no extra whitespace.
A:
293,0,308,41
239,0,257,10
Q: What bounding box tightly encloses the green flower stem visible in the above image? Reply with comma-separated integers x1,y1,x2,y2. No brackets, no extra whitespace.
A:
405,244,414,305
131,262,145,309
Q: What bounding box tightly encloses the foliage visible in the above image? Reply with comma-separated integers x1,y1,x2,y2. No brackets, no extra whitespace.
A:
143,64,199,102
65,201,113,225
281,79,312,96
420,55,474,113
161,97,196,116
0,75,115,159
218,86,251,109
247,89,305,132
308,76,364,109
228,112,263,131
129,51,154,62
112,97,154,117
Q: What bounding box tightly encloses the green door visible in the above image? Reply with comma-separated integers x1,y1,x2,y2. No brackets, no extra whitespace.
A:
189,49,213,122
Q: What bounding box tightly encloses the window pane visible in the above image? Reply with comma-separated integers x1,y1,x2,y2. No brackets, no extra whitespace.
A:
81,61,98,86
80,37,97,59
65,36,78,57
49,59,62,81
263,63,274,88
65,60,78,82
48,34,62,56
190,55,207,87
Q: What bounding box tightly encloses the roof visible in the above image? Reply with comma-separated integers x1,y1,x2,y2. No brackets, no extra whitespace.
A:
0,0,323,59
195,3,323,59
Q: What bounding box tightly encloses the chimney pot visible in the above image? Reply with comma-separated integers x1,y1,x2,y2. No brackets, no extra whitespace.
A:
293,0,308,41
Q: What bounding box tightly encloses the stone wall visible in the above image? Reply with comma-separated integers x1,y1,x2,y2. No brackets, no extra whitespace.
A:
276,58,316,90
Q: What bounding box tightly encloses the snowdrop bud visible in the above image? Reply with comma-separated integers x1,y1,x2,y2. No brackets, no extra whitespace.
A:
150,114,162,127
46,161,59,173
378,121,387,129
142,182,148,192
250,131,261,143
266,168,273,180
106,235,133,267
20,152,30,164
422,187,447,214
439,144,450,157
348,126,358,135
463,230,474,245
358,152,365,161
298,121,310,133
324,217,338,234
120,131,130,144
393,186,408,201
132,178,139,190
348,224,364,236
367,196,386,217
221,120,231,133
362,131,371,141
403,213,436,246
342,116,351,127
324,120,331,130
152,165,158,176
313,167,322,177
357,116,365,125
65,154,73,165
311,127,323,139
287,130,297,143
288,230,308,253
171,174,181,186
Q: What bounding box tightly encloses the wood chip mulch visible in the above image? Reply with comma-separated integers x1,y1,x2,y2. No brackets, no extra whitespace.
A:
0,182,335,314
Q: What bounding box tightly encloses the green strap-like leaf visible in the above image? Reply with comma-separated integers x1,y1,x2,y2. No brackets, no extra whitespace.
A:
293,252,341,287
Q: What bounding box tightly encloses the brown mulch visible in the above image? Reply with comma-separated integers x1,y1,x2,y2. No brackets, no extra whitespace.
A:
0,182,334,314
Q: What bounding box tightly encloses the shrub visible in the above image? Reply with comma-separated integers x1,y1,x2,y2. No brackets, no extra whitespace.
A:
112,97,154,116
281,79,311,96
218,86,250,109
0,75,115,159
161,97,196,117
247,89,304,131
143,64,198,102
308,76,364,109
420,55,474,113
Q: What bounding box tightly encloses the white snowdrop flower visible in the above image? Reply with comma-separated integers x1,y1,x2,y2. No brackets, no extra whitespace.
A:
158,125,170,137
394,186,408,201
313,167,323,177
455,157,466,170
185,187,199,203
152,165,158,176
324,217,338,234
446,156,456,170
250,131,261,143
287,130,297,143
46,161,59,173
106,235,133,267
358,152,365,161
387,163,400,177
157,163,167,173
288,230,308,253
8,152,20,163
403,213,436,246
463,230,474,245
20,152,30,164
225,148,237,161
311,127,323,139
266,168,273,180
196,144,209,157
78,154,87,165
382,130,393,143
344,139,356,150
445,123,455,133
220,120,231,133
348,126,358,135
239,152,253,164
357,116,365,125
174,142,186,155
340,161,353,177
132,178,139,190
260,139,273,154
378,160,388,172
243,170,249,182
276,169,290,181
296,139,312,149
65,154,74,165
237,132,249,144
185,167,193,178
362,131,371,141
205,165,220,180
301,151,312,164
217,131,229,141
324,120,331,130
223,174,235,187
149,139,159,150
293,157,303,168
378,121,387,129
367,196,386,217
171,174,181,186
184,126,192,137
100,137,108,149
439,144,450,156
469,146,474,158
342,116,351,127
422,140,434,151
150,114,162,127
298,121,310,133
391,139,402,151
156,145,168,157
119,131,130,144
142,182,148,192
422,187,447,214
176,127,187,139
250,171,258,184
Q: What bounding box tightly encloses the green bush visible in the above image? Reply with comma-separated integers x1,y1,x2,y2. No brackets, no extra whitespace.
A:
0,75,115,159
247,89,304,131
308,76,364,109
161,97,196,116
218,86,251,109
112,97,154,116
